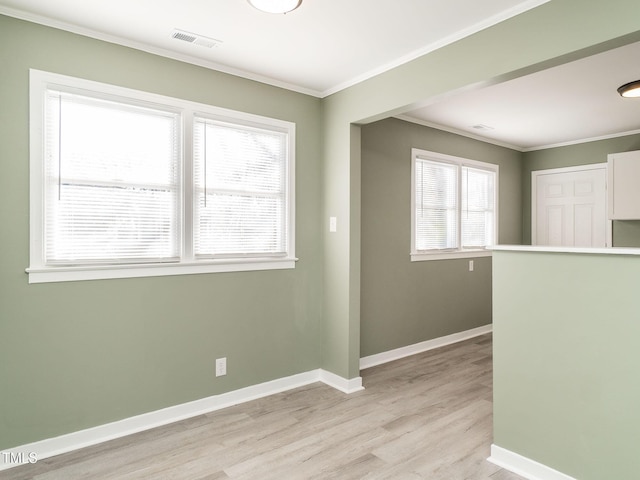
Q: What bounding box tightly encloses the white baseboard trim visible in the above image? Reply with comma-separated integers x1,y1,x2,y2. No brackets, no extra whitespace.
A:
319,369,364,394
488,445,576,480
0,368,362,471
359,324,492,370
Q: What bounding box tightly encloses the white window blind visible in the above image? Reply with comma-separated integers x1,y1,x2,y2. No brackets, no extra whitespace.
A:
43,90,180,265
411,149,498,260
29,70,296,283
193,117,288,258
415,159,457,250
461,166,495,248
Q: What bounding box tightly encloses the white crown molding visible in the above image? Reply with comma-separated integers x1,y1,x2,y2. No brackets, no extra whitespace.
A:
1,1,550,100
0,5,323,98
394,115,523,151
0,369,362,471
489,445,577,480
321,0,551,97
397,115,640,153
523,128,640,151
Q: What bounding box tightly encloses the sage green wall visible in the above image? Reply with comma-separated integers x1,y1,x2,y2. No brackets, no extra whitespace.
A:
0,15,323,450
360,118,522,357
4,0,640,461
322,0,640,380
522,134,640,246
493,249,640,479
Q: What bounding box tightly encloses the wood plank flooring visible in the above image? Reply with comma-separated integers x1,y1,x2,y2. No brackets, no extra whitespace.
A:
1,334,524,479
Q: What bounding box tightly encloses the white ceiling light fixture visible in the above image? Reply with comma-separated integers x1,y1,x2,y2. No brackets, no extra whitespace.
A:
618,80,640,98
248,0,302,14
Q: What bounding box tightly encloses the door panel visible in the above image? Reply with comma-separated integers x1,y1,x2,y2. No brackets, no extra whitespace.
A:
545,205,564,245
574,204,595,247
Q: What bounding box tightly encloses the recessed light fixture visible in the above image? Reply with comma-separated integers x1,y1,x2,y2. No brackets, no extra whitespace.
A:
617,80,640,98
248,0,302,14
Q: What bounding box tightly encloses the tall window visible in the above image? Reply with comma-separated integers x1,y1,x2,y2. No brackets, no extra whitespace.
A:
193,118,289,258
43,91,181,265
411,149,497,261
29,70,295,283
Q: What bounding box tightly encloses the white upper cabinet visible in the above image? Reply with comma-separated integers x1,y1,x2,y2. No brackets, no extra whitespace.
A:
608,150,640,219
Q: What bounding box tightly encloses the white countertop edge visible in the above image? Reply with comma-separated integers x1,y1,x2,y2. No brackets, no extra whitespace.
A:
490,245,640,256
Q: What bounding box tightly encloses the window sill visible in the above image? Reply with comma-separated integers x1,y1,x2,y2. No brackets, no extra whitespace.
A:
26,257,297,284
410,250,492,262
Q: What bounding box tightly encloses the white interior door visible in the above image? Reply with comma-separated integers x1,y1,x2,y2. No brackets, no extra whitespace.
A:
533,165,609,247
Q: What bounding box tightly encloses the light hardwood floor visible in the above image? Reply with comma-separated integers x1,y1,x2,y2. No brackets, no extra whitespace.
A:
1,334,524,479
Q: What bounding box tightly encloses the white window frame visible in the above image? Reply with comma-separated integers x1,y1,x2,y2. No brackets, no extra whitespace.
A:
411,148,498,261
28,70,296,283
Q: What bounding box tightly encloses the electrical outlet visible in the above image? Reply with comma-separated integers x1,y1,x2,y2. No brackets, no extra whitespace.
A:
469,260,474,272
215,357,227,377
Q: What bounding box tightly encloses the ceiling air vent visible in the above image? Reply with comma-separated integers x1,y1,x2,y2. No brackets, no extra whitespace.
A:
171,29,221,49
471,124,495,131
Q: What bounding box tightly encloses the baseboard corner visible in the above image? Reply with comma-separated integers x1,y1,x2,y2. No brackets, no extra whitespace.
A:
319,369,364,394
488,444,577,480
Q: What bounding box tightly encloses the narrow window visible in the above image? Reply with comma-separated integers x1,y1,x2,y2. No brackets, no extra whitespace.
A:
414,159,457,250
461,166,495,249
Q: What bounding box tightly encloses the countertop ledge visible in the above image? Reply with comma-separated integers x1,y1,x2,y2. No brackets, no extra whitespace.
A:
490,245,640,256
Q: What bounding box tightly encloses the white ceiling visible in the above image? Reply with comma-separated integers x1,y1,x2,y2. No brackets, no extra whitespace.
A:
400,40,640,151
0,0,547,96
2,0,639,150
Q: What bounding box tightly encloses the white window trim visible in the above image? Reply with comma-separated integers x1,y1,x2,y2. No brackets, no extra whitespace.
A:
28,69,296,283
410,148,498,262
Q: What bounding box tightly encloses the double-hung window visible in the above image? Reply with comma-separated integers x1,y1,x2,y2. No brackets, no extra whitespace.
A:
28,70,295,283
41,90,181,266
411,149,497,261
193,118,289,259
